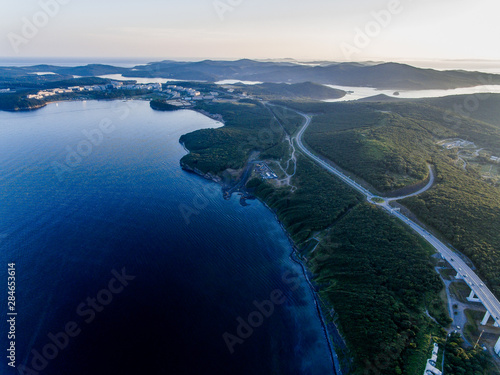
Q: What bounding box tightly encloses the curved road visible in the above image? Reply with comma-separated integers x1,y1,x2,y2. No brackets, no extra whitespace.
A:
385,165,434,202
295,111,500,329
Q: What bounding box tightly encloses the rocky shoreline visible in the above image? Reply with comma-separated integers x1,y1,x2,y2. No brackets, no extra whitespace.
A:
179,153,348,374
178,110,349,373
193,109,225,124
179,160,223,184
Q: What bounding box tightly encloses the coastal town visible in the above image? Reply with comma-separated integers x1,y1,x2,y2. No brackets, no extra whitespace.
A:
25,81,221,104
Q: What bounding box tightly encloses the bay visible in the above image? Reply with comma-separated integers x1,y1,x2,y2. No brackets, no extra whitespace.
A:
0,100,336,375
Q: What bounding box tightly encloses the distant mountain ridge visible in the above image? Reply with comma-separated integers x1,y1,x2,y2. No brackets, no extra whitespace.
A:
1,59,500,90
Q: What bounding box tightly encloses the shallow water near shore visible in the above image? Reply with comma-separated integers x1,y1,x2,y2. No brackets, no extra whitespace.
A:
0,100,336,374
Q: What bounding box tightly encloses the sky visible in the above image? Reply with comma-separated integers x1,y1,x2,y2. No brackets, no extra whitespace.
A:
1,0,500,67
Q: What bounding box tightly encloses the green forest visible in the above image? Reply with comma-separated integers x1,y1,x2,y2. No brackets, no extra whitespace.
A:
301,103,431,191
443,333,492,374
231,82,346,100
310,204,446,374
277,98,500,297
0,92,45,111
247,155,362,243
150,99,180,111
179,98,464,373
180,101,284,174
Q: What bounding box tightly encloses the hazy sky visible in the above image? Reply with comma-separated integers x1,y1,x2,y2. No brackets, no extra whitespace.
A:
1,0,500,63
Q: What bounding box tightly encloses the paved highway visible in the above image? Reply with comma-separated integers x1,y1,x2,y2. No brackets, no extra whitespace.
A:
295,112,500,328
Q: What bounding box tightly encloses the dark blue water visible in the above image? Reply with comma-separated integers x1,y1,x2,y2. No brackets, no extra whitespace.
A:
0,101,335,375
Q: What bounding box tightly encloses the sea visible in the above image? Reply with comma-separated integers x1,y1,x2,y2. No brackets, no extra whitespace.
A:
0,100,337,375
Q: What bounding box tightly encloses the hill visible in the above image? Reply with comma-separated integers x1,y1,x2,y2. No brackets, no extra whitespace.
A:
357,94,402,102
124,60,500,90
179,99,453,373
281,97,500,297
2,60,500,90
233,82,346,100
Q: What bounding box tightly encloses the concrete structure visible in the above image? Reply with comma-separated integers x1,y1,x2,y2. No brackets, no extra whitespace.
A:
295,111,500,358
467,290,482,303
480,311,500,327
423,343,442,375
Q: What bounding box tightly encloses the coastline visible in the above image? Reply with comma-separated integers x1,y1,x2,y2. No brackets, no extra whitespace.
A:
2,100,345,375
193,108,225,124
178,134,347,375
1,102,47,112
261,199,343,375
149,103,226,124
10,99,348,372
6,97,495,373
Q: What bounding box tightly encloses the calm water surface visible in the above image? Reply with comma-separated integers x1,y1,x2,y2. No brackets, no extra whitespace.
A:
0,101,335,375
